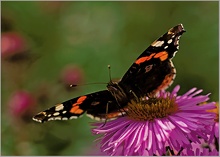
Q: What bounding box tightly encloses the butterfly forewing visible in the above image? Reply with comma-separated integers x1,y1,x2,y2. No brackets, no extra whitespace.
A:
120,24,185,96
33,90,121,123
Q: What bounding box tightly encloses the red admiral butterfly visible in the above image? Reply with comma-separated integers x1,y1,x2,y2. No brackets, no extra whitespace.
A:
33,24,185,123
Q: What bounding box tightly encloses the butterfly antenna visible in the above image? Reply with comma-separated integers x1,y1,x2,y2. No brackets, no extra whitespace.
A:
70,82,107,88
108,65,112,82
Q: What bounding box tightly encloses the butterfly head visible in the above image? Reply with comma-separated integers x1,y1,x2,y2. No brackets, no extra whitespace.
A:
107,81,129,104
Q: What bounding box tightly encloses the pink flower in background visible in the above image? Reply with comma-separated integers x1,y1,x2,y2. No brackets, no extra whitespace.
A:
60,64,84,87
1,32,27,58
8,90,35,119
92,85,216,156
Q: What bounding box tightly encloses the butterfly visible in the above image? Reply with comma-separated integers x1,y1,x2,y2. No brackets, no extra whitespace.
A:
33,24,185,123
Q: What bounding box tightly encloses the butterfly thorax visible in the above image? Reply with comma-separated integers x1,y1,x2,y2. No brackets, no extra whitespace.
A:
107,81,130,105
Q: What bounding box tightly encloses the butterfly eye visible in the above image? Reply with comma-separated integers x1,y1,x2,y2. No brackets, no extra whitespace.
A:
145,64,153,73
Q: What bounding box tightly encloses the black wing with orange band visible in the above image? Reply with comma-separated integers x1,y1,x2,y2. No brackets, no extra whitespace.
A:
32,90,124,123
32,24,185,123
119,24,185,96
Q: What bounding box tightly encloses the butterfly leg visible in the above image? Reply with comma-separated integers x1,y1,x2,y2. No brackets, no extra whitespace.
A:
101,101,111,127
129,89,139,102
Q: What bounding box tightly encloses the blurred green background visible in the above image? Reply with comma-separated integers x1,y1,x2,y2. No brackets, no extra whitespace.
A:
1,1,218,156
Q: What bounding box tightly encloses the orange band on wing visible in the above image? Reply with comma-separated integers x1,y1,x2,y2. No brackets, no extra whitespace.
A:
70,106,79,113
135,53,156,64
74,108,83,114
77,96,87,103
154,51,168,61
70,106,84,114
70,96,87,114
72,96,87,107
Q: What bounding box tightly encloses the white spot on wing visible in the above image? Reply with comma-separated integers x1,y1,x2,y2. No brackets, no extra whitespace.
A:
53,112,60,116
32,118,42,123
151,40,164,47
169,61,176,85
86,114,105,121
55,117,61,120
167,39,172,44
48,117,54,121
55,104,64,111
176,40,179,45
173,51,178,57
94,117,101,121
70,116,78,119
86,114,94,119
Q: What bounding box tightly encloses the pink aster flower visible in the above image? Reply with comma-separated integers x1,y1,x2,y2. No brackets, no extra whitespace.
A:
171,102,219,156
92,85,216,156
208,103,219,143
207,102,219,153
179,137,219,156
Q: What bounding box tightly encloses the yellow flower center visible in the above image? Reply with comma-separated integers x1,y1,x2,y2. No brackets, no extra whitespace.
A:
126,97,178,121
206,102,219,122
